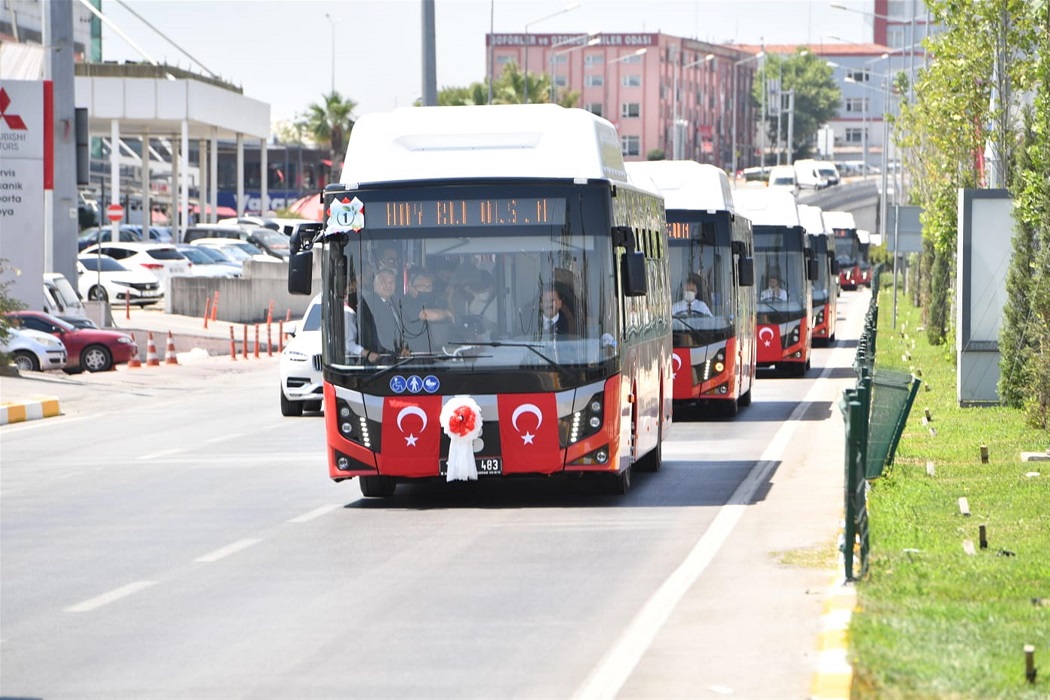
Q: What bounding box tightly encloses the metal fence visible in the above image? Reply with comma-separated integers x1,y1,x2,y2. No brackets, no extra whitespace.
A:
840,267,922,581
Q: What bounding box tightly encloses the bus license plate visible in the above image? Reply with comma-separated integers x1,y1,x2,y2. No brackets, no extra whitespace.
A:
440,457,502,476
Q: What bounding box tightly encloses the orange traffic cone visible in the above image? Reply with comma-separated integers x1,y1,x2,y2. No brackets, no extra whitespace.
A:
164,331,179,365
127,333,141,369
145,332,161,367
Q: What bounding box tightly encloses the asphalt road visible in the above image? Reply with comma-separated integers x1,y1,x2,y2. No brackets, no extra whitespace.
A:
0,290,869,699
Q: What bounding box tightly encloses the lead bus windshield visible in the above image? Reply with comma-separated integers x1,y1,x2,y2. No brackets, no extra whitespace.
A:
320,183,624,385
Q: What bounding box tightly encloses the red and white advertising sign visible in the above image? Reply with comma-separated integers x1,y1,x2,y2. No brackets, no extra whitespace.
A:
107,203,125,222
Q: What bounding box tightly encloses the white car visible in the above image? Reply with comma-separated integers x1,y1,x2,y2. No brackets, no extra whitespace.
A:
192,238,281,265
77,254,164,305
174,245,242,277
2,328,68,372
280,294,323,416
80,242,192,287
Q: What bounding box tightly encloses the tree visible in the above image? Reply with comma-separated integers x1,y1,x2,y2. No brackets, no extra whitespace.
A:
437,63,581,108
0,260,27,367
305,91,357,170
752,50,841,162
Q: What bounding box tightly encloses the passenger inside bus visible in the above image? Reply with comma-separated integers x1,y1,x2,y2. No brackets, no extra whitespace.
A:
451,270,499,341
672,279,713,316
360,268,407,355
539,286,574,339
401,268,455,350
760,273,788,302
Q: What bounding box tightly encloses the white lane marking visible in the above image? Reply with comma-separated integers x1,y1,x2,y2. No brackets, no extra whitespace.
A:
194,538,262,563
65,581,158,613
138,447,186,460
574,350,849,700
288,504,343,523
204,432,246,444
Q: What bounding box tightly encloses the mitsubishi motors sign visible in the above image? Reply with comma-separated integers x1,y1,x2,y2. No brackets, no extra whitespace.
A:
0,80,52,309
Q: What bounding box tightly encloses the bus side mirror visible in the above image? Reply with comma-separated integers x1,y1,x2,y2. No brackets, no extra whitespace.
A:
738,256,755,287
807,258,819,281
288,223,321,295
621,252,647,297
830,258,841,275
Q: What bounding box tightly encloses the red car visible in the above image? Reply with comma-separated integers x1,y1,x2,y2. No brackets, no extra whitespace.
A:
6,310,138,373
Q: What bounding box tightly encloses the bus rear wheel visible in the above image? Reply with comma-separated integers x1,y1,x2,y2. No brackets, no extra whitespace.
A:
360,475,397,498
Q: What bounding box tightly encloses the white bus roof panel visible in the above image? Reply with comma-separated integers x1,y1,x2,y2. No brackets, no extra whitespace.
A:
624,160,734,213
732,188,801,227
797,204,829,235
340,104,629,187
823,210,857,230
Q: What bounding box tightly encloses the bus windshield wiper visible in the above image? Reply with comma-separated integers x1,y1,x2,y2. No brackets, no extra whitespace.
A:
447,340,567,374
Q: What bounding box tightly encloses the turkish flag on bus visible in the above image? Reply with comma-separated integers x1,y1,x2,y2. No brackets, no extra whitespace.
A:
380,395,443,476
497,393,561,473
672,348,699,398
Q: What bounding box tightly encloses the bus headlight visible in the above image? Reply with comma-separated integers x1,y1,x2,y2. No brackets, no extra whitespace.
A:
562,391,604,445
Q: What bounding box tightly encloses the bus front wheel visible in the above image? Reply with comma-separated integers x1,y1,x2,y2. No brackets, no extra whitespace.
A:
360,475,397,498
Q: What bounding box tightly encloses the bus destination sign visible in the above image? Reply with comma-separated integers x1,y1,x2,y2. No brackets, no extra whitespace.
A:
371,198,566,229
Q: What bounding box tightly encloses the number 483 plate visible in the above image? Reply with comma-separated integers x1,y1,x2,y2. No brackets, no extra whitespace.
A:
439,457,502,476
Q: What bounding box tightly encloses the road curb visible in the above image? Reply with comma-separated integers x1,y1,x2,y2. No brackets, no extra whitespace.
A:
0,396,62,425
810,574,856,700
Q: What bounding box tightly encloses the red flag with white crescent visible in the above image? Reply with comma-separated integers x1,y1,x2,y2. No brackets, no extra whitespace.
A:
497,393,561,472
756,324,782,364
672,348,697,397
380,395,442,475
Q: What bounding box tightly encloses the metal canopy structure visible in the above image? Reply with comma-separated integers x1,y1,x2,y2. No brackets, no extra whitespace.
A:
74,64,271,241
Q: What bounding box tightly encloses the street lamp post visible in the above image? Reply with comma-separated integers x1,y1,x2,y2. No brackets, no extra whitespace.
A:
324,13,340,94
523,2,581,105
548,32,600,103
672,52,714,160
732,51,764,177
604,48,647,126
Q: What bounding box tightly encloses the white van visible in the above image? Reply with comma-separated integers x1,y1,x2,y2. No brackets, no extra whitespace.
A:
43,272,90,321
767,165,799,194
793,160,828,190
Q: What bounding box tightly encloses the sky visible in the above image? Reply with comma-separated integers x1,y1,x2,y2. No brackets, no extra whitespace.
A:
99,0,875,127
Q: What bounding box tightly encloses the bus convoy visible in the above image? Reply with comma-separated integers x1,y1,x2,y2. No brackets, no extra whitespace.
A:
798,204,839,346
285,104,862,497
824,210,870,290
625,161,756,417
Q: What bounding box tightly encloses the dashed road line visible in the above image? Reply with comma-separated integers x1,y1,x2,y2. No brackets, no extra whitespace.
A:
194,538,262,563
65,581,158,613
288,504,343,523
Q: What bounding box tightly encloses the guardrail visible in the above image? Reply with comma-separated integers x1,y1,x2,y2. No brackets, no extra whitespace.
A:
840,266,922,581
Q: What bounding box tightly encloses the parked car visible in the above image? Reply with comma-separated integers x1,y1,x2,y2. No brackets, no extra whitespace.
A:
43,272,90,323
192,238,282,264
77,225,143,251
1,327,67,372
77,254,163,305
245,228,291,260
183,224,245,244
191,244,243,274
80,242,192,287
280,294,323,416
174,244,242,277
126,224,174,243
6,310,137,373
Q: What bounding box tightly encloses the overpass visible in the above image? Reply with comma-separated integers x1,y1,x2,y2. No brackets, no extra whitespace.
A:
798,178,881,233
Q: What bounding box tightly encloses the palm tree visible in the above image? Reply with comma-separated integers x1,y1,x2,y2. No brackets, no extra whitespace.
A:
305,91,357,172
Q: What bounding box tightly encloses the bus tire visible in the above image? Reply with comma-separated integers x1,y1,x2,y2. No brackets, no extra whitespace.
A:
788,361,807,377
636,440,661,472
606,466,632,494
739,387,752,407
360,475,397,498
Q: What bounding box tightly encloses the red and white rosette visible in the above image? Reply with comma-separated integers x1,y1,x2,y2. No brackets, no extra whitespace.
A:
440,395,482,482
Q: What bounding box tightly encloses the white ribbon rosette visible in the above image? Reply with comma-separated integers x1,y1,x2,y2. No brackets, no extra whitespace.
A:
440,396,483,482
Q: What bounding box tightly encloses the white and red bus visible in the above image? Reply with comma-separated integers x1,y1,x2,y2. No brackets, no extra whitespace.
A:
734,189,817,377
627,161,756,417
288,105,672,497
825,211,866,290
798,204,839,346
